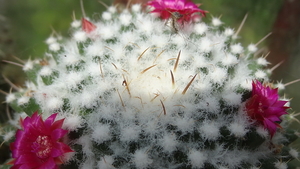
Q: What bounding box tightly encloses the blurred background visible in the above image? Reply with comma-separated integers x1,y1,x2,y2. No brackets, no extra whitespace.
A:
0,0,299,167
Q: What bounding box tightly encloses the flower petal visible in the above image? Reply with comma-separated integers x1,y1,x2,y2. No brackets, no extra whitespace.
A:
10,112,72,169
50,119,65,131
245,80,289,137
51,128,68,140
14,154,40,166
37,158,58,169
52,142,74,158
82,18,97,33
263,118,277,137
44,113,58,128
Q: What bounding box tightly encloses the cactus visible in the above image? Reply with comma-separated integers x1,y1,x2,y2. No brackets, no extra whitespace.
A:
2,0,299,169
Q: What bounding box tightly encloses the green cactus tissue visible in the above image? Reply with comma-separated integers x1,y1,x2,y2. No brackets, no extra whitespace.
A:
2,0,299,168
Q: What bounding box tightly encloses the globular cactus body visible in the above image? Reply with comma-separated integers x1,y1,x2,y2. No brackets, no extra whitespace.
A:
4,1,299,169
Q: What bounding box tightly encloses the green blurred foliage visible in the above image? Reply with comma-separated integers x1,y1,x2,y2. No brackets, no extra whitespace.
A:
2,0,283,60
3,0,110,58
201,0,283,46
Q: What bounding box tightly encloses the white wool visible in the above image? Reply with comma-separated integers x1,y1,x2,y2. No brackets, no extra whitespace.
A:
45,97,63,110
120,126,140,142
92,124,111,143
57,35,63,41
200,121,220,140
45,36,57,44
25,81,37,90
23,60,34,71
108,6,117,13
60,54,80,65
254,70,267,79
195,76,212,94
193,53,208,68
210,67,227,84
160,133,178,153
99,25,115,39
102,12,112,20
93,106,115,121
39,66,53,76
212,18,222,26
62,41,81,61
222,92,241,105
80,158,95,169
63,114,82,131
224,28,234,36
272,132,287,145
222,149,250,168
78,135,93,156
97,155,114,169
49,42,60,51
175,117,194,132
247,44,257,53
119,12,132,26
231,61,253,88
194,23,208,35
138,19,155,34
64,72,83,88
119,31,137,45
131,4,141,12
9,112,27,128
199,37,212,53
228,122,247,137
199,96,220,113
172,34,186,47
85,62,101,77
222,53,238,66
275,82,285,90
188,149,207,168
6,93,16,103
133,149,153,169
3,131,14,142
73,89,98,108
289,149,298,159
17,96,30,105
274,161,287,169
150,34,168,47
86,41,104,56
73,30,87,42
240,79,253,90
61,151,75,164
256,126,269,138
71,20,81,28
230,43,243,54
144,120,159,135
218,167,229,169
256,57,269,66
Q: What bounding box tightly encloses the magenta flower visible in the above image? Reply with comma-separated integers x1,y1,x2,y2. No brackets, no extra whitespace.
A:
82,18,96,33
10,112,73,169
245,80,289,137
147,0,207,23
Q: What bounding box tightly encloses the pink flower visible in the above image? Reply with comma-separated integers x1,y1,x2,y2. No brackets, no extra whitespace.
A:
147,0,207,23
82,18,96,33
245,80,289,137
10,112,73,169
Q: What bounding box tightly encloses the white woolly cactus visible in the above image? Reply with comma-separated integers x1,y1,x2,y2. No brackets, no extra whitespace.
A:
2,0,300,169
